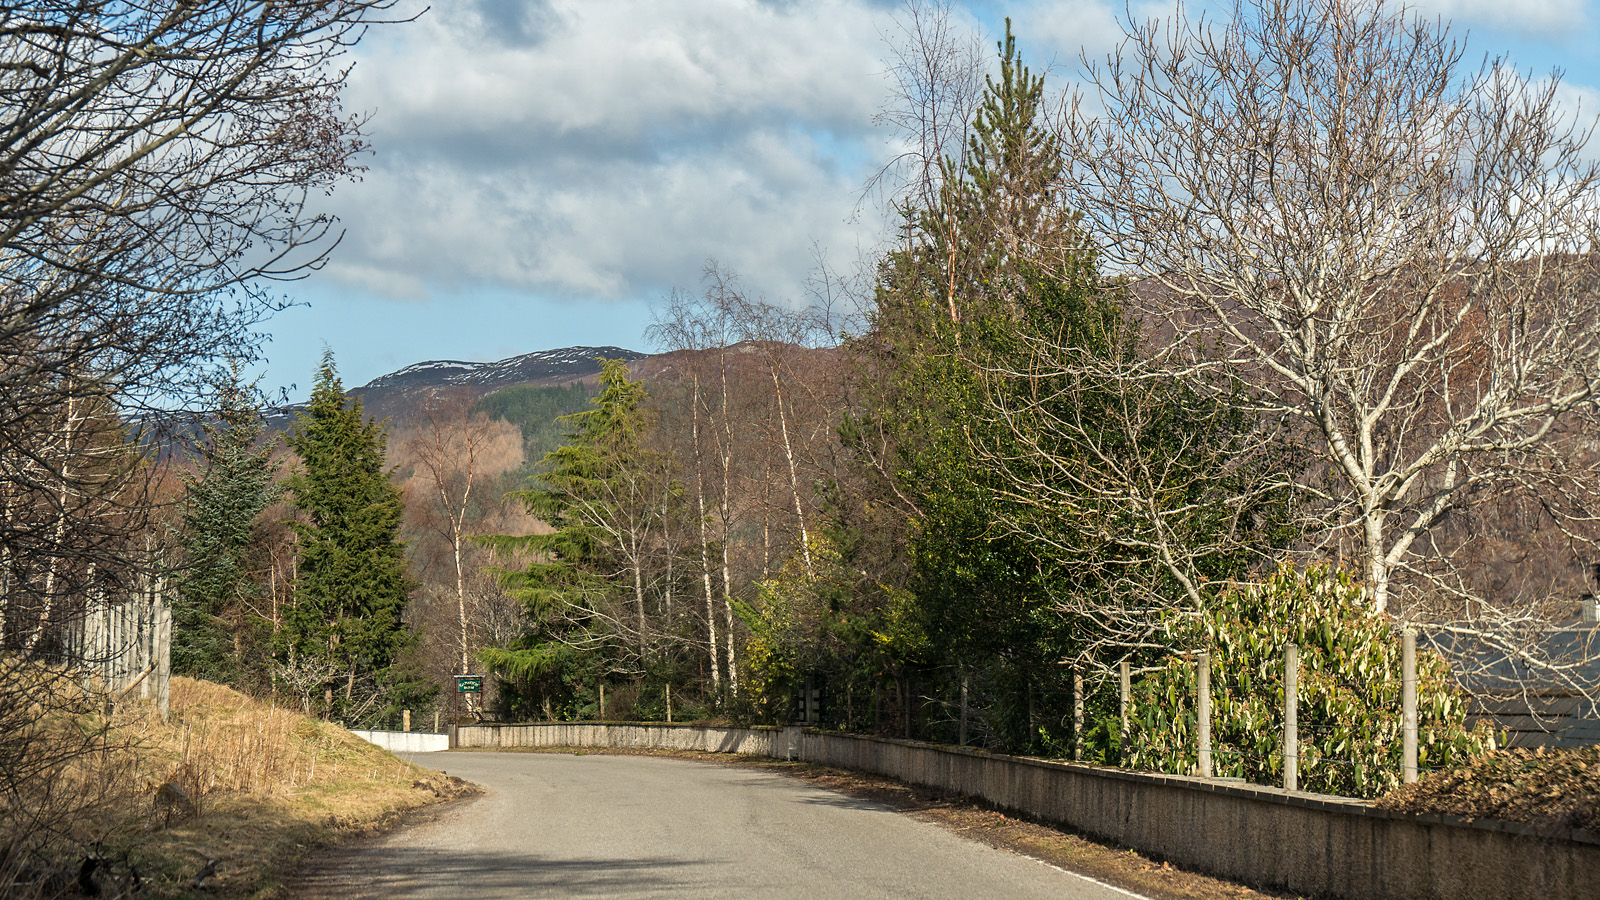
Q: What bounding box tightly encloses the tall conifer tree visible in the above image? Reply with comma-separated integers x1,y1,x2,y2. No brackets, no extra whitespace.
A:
481,359,663,718
283,350,418,722
173,368,282,685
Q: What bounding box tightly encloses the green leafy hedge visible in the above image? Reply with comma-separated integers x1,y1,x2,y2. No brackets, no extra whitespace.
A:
1126,565,1494,798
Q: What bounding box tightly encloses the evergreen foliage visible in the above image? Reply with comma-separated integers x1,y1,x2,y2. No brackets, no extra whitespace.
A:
172,369,282,686
476,381,595,471
838,20,1294,753
1125,565,1494,798
283,351,421,723
840,21,1121,750
480,360,664,717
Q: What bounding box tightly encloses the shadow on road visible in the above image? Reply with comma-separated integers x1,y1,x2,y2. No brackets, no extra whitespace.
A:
294,846,714,898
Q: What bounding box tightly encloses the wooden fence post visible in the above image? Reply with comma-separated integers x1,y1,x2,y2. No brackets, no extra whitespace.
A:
1072,668,1084,762
1119,659,1131,767
958,672,969,747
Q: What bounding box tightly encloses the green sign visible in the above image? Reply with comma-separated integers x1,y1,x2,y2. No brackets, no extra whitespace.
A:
456,675,482,693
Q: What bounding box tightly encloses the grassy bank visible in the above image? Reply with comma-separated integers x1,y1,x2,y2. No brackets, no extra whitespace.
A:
5,677,473,899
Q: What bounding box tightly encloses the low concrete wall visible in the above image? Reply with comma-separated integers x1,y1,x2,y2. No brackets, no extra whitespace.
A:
457,722,801,757
455,722,1600,900
351,729,450,753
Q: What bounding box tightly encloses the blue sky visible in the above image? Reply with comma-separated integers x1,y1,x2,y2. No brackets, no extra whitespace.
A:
254,0,1600,401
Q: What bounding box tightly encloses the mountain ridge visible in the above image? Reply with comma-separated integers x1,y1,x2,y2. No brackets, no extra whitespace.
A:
264,345,646,428
358,346,644,393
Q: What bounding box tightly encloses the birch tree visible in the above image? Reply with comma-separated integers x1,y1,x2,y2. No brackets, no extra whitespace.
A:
1055,0,1600,686
649,294,726,694
399,391,523,675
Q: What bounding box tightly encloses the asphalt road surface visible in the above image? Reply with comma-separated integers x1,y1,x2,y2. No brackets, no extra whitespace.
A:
294,750,1147,900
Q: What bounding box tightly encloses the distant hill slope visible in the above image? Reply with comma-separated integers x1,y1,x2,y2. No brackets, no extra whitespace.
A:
359,346,644,393
265,346,644,428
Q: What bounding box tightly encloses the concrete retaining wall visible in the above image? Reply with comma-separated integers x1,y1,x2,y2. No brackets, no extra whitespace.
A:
455,722,1600,900
351,729,450,753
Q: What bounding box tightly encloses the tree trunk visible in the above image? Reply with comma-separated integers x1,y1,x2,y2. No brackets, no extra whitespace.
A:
634,557,647,658
1365,514,1390,614
724,588,738,693
768,367,813,575
454,528,470,672
691,374,721,692
27,396,79,653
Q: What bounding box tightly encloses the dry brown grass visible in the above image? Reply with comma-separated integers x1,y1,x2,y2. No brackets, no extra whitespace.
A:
3,677,473,900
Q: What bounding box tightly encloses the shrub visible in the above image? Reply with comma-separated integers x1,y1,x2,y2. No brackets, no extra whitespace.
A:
1125,564,1493,797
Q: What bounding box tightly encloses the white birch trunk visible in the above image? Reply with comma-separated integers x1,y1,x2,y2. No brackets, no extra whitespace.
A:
768,367,812,575
690,374,721,692
27,395,79,653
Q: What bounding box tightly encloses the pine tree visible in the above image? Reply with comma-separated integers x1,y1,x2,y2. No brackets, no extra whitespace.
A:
173,368,282,685
282,350,419,722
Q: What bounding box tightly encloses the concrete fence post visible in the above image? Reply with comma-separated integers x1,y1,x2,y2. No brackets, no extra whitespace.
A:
958,672,969,747
1119,659,1131,767
1284,643,1298,792
1402,628,1418,784
1197,652,1212,778
138,576,151,700
156,589,171,722
1072,668,1084,762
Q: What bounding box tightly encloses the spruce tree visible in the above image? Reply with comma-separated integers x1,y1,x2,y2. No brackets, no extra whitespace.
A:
173,369,282,686
283,350,419,722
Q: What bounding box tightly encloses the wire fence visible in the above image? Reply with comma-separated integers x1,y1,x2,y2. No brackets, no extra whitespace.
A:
1114,631,1429,795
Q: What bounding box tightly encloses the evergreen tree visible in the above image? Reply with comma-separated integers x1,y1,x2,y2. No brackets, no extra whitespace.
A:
847,21,1294,753
173,368,282,686
480,360,665,719
848,21,1115,749
282,350,420,723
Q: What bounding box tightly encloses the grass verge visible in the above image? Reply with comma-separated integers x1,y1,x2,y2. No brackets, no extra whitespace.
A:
7,677,475,899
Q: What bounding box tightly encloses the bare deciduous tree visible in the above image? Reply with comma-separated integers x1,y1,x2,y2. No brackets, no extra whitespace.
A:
398,391,523,676
0,2,397,880
1053,0,1600,687
2,0,396,648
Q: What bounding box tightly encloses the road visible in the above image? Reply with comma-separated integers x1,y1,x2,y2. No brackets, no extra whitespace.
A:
294,750,1146,899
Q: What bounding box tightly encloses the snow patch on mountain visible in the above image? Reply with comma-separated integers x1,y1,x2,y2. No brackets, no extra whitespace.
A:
359,346,644,391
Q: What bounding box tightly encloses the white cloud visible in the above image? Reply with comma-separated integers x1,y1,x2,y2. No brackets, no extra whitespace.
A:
1009,0,1128,67
321,0,896,303
1407,0,1588,40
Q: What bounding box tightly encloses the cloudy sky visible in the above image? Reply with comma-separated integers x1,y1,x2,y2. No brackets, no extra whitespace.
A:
257,0,1600,400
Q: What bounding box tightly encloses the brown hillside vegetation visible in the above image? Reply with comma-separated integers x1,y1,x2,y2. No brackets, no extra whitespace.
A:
1376,747,1600,835
5,677,473,899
